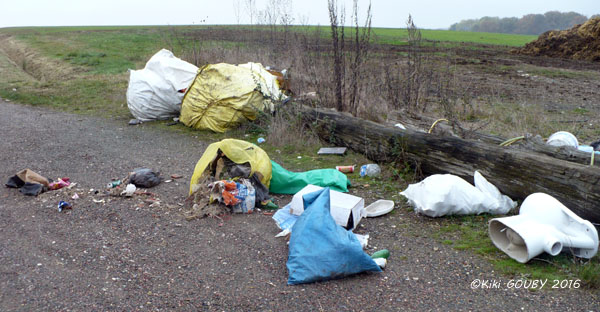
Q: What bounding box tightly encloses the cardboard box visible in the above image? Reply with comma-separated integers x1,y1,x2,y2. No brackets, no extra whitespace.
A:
290,185,364,230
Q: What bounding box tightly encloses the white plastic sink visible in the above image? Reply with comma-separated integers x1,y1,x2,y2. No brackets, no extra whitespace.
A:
365,200,395,217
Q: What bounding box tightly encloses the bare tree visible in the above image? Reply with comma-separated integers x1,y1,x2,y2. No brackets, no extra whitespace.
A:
348,0,372,115
244,0,256,24
233,0,242,24
328,0,346,112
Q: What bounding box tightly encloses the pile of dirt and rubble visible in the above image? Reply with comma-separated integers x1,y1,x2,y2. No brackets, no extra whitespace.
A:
514,17,600,62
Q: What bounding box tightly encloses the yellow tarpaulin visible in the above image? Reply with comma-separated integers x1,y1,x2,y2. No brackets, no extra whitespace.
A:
189,139,272,194
180,62,285,133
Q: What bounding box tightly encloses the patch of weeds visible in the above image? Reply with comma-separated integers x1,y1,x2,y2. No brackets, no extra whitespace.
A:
63,51,107,67
572,107,589,115
577,260,600,289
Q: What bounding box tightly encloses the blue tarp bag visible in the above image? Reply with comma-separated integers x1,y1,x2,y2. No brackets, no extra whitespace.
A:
286,188,381,285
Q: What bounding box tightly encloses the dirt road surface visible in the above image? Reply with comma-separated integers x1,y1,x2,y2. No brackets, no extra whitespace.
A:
1,100,598,311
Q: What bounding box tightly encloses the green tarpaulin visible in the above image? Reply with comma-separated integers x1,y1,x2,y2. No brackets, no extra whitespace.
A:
269,161,350,194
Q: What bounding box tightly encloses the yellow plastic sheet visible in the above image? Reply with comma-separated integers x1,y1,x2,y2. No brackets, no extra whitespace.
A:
189,139,272,194
180,63,284,133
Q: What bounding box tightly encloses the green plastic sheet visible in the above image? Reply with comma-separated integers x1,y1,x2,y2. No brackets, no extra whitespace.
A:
269,161,350,194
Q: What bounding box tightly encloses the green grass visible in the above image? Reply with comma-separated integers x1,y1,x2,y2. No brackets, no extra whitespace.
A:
372,27,537,47
10,28,165,74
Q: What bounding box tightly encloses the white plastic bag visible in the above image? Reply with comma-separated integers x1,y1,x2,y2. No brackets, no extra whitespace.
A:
400,171,516,217
126,49,198,121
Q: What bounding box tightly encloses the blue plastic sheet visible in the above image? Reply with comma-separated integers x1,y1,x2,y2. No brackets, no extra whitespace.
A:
286,188,381,285
272,204,298,231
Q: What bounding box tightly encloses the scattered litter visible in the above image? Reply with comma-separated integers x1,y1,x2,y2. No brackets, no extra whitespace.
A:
275,229,291,238
286,188,381,285
106,179,122,188
335,165,354,173
120,184,136,197
394,123,406,130
128,119,142,125
371,249,390,259
129,168,161,188
354,233,369,248
49,177,71,190
360,164,381,177
489,193,598,263
71,193,79,200
373,258,387,269
317,147,347,155
57,200,72,212
262,200,278,210
164,179,172,183
365,200,395,217
401,171,516,217
170,174,183,179
257,137,265,144
92,199,106,204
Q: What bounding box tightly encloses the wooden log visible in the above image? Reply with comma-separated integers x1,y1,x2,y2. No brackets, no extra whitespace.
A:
388,111,599,167
300,106,600,223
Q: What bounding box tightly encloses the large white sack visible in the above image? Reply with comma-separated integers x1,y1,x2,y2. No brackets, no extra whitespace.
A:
126,49,198,121
400,171,516,217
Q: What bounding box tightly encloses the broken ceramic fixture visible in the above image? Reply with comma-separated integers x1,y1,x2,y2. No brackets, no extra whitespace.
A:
489,193,598,263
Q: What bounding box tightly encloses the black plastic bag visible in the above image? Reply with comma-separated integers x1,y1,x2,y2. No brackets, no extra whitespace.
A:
129,168,161,188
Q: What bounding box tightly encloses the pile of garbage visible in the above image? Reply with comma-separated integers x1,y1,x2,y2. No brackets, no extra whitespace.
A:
126,49,290,132
513,17,600,62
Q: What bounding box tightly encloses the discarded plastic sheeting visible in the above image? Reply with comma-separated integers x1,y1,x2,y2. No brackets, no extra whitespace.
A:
126,49,198,121
272,204,298,231
189,139,272,194
489,193,599,263
286,188,381,285
269,161,349,194
180,62,287,132
400,171,516,217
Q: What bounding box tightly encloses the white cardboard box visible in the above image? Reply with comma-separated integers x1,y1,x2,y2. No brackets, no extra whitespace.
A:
290,185,365,230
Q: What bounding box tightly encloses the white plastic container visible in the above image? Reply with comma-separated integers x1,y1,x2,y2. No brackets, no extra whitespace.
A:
546,131,578,148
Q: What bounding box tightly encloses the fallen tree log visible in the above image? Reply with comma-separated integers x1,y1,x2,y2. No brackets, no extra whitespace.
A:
388,112,600,167
300,106,600,223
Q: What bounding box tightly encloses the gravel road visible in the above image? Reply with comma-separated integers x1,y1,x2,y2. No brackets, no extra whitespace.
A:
0,100,598,311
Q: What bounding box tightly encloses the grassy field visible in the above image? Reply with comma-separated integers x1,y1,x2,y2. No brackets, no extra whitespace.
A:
0,25,598,288
0,25,537,118
372,27,537,47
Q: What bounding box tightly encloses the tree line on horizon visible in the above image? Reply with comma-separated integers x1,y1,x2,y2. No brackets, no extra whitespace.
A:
449,11,599,35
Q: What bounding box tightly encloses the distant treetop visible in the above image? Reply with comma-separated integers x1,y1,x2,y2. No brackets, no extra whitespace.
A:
449,11,590,35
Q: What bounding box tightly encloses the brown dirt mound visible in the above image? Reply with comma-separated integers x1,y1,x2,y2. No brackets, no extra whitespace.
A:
514,17,600,62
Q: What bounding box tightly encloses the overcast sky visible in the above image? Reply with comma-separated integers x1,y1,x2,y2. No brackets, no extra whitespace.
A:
2,0,599,29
